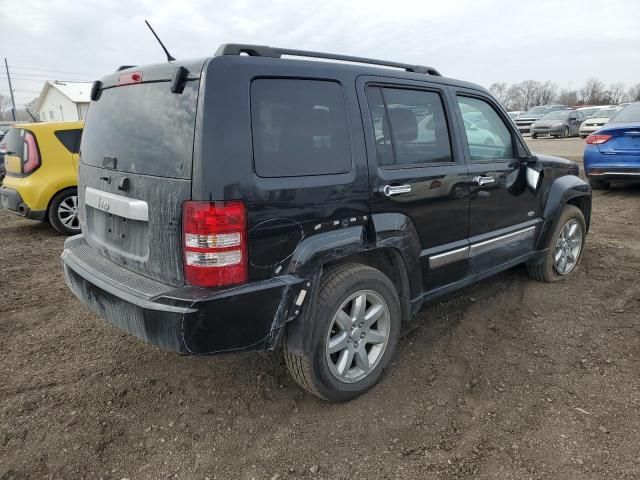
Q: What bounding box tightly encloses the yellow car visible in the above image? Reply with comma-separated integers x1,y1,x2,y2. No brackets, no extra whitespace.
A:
0,121,83,234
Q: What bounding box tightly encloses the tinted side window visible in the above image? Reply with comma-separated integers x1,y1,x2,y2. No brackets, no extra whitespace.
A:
251,79,351,178
55,129,82,154
366,86,452,167
457,96,514,162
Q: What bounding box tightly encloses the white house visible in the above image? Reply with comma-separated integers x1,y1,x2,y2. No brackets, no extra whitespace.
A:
33,81,92,122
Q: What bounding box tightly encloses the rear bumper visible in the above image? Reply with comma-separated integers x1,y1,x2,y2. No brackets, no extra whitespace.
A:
0,186,47,221
584,147,640,182
61,235,307,355
586,169,640,182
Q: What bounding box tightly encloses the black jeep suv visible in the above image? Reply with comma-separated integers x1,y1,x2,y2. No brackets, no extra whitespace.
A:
61,44,591,402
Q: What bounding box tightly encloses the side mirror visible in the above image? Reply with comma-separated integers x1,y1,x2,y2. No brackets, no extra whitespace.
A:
525,157,544,193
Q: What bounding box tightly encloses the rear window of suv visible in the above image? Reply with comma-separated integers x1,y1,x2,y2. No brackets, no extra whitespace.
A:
80,80,199,179
251,79,351,177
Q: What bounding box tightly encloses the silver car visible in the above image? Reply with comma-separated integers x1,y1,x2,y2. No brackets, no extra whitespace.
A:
579,107,621,138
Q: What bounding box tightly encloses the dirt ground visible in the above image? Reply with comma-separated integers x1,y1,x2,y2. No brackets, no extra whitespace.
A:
1,138,639,480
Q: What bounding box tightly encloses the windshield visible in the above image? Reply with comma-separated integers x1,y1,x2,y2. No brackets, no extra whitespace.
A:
593,108,619,119
578,108,599,117
541,111,569,121
527,106,549,114
610,103,640,123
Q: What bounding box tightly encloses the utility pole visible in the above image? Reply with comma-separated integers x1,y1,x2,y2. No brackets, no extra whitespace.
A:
4,58,17,121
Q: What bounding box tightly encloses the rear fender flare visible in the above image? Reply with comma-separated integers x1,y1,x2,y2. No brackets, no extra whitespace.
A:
284,214,423,355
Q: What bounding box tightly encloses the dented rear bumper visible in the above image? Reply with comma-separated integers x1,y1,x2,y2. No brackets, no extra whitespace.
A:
61,235,307,354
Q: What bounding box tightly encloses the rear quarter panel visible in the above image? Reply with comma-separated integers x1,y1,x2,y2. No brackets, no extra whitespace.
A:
195,56,371,283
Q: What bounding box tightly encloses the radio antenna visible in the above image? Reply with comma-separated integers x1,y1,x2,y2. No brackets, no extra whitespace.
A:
144,20,176,62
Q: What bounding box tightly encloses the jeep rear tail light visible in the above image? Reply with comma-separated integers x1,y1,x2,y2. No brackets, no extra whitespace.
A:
182,201,248,288
23,131,41,174
585,134,612,145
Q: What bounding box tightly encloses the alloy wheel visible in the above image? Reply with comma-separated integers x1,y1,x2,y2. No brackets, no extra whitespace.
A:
325,290,391,383
58,195,81,231
554,219,583,275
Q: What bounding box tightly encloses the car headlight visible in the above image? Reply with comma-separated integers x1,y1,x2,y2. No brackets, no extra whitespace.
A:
552,122,563,127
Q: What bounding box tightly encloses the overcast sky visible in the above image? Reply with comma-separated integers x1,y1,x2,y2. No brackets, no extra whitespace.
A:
1,0,639,106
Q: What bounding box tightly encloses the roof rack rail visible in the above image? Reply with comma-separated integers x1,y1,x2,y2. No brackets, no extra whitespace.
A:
215,43,442,76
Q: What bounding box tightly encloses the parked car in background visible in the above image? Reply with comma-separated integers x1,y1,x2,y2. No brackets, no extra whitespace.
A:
0,121,83,234
515,104,567,134
508,110,523,120
575,105,611,119
530,110,585,139
60,44,591,402
579,107,621,138
584,102,640,189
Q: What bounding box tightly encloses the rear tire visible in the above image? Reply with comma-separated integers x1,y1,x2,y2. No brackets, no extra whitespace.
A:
48,188,81,235
284,263,401,402
527,205,586,283
588,178,610,190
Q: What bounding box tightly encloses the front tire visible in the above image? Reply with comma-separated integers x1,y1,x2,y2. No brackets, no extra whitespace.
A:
284,263,401,402
48,188,81,235
560,126,569,139
527,205,586,282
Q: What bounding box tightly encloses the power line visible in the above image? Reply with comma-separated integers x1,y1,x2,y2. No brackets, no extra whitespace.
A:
0,76,93,83
8,64,102,77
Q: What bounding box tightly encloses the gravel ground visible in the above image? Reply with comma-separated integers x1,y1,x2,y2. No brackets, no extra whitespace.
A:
1,138,639,480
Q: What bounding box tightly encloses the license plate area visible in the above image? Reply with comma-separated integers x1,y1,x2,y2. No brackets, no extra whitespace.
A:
85,207,149,261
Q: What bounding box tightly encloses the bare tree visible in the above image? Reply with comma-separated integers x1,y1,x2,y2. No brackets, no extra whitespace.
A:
558,88,578,107
629,83,640,102
0,94,12,120
506,84,524,110
607,82,626,105
519,80,542,110
489,82,510,107
534,81,558,106
580,78,607,104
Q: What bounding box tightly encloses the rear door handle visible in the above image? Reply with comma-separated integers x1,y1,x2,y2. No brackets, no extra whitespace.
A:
471,176,495,186
381,184,412,197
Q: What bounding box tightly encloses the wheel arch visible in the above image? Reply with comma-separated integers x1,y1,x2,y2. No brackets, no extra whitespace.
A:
284,214,422,355
537,174,592,250
46,185,78,217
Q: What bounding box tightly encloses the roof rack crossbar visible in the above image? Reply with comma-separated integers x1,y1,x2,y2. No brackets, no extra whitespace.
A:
215,43,442,76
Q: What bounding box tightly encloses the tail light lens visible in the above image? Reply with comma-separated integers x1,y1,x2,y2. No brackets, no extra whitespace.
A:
23,131,41,174
182,201,248,288
585,134,612,145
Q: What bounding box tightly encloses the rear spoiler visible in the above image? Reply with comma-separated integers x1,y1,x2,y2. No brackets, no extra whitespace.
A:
90,58,207,101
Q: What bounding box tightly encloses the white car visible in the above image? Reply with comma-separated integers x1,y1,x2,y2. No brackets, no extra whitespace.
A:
508,111,524,120
575,105,612,119
579,107,621,138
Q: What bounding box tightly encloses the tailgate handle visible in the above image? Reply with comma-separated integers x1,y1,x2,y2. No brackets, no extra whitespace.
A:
103,156,117,169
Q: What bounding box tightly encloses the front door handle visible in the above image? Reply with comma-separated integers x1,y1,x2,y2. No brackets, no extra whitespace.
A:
381,184,412,197
471,176,495,186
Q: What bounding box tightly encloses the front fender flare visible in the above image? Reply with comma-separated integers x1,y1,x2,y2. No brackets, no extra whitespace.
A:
537,174,592,250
